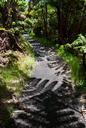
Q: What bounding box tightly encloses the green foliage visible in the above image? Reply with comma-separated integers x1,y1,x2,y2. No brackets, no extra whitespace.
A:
0,0,7,6
0,54,35,94
17,0,28,11
72,34,86,47
0,35,35,95
0,34,35,126
28,3,57,38
31,0,86,43
19,35,34,55
65,34,86,54
35,37,55,46
56,45,86,92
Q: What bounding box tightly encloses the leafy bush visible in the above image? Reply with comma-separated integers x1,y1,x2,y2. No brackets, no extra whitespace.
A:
65,34,86,54
56,45,86,92
71,34,86,47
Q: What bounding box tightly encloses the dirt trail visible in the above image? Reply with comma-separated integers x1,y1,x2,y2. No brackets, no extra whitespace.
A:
12,34,86,128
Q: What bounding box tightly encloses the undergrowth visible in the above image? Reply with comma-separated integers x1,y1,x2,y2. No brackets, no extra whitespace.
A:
0,52,35,95
34,37,56,47
0,35,35,127
56,45,86,92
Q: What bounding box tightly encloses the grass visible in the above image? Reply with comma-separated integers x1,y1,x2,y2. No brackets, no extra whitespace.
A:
0,52,35,96
0,79,12,127
0,34,35,94
0,35,35,127
56,45,86,92
0,54,35,95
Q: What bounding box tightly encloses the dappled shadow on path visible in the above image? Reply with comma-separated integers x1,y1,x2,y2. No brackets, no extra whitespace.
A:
12,78,86,128
11,34,86,128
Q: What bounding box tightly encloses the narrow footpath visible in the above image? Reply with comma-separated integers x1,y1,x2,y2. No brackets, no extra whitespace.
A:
12,34,86,128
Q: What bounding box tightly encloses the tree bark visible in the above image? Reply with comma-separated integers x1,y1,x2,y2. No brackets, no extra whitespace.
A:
42,4,48,38
56,6,67,44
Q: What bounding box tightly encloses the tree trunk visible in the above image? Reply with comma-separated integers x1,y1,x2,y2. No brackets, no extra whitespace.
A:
45,4,48,38
56,6,68,44
42,4,48,38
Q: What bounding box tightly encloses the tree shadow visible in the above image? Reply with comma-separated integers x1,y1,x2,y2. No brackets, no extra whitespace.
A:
0,57,34,127
78,64,86,80
0,79,15,128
